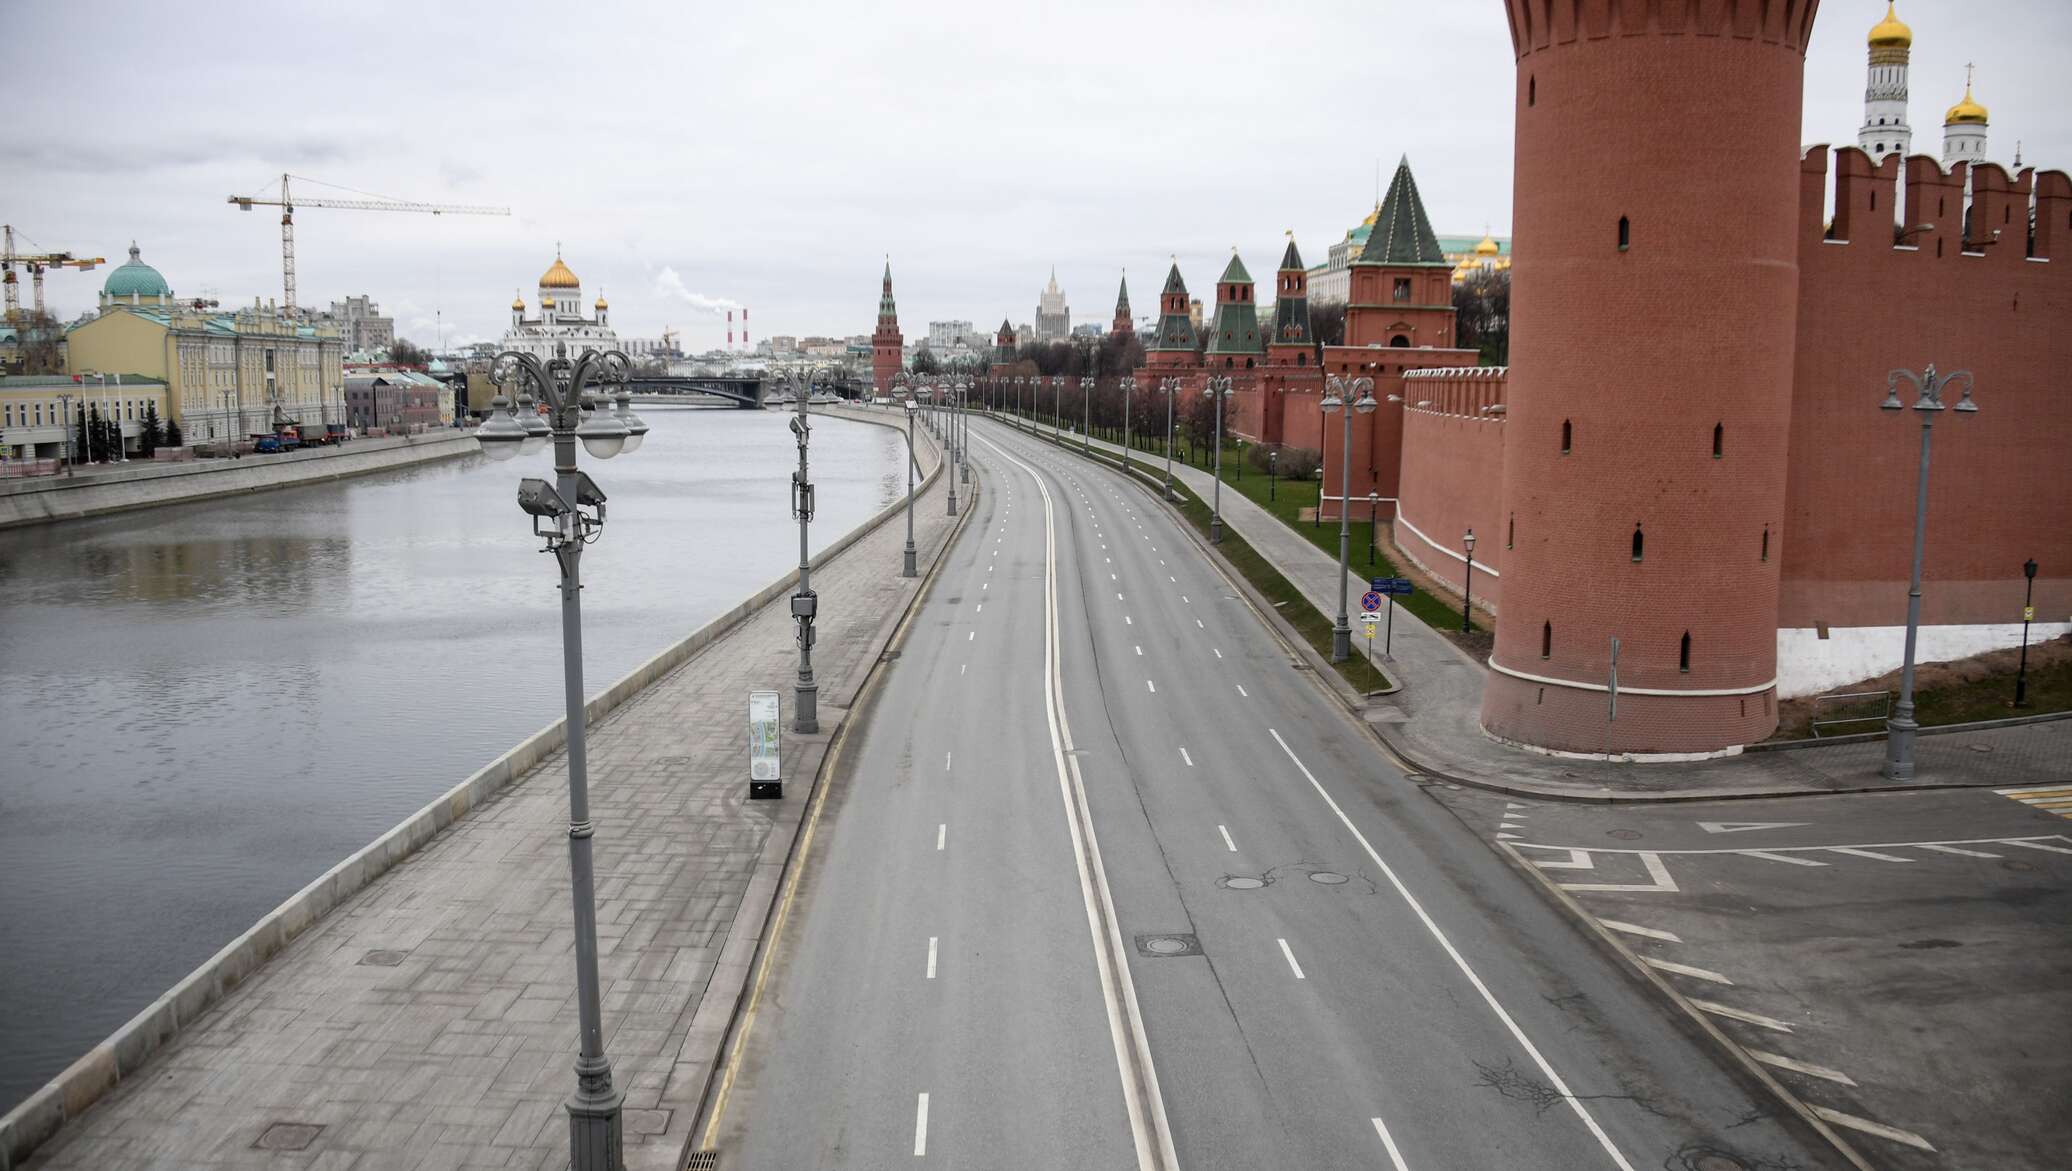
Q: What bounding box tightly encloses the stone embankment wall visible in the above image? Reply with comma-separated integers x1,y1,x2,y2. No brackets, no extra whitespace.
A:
0,406,941,1171
0,433,480,530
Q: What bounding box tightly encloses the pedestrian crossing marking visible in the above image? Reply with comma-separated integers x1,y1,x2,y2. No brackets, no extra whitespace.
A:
1997,785,2072,821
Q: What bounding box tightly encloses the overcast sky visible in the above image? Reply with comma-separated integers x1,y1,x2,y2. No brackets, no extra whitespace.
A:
9,1,2066,352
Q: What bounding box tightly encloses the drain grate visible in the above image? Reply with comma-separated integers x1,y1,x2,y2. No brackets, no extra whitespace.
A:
686,1152,721,1170
357,950,407,967
1218,875,1267,890
254,1122,323,1151
1134,933,1202,957
1308,872,1350,885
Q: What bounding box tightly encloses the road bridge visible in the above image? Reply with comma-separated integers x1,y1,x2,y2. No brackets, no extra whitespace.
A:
625,375,765,409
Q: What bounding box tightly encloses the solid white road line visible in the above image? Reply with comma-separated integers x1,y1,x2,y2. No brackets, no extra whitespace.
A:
937,824,946,851
975,431,1178,1170
926,937,938,979
1642,957,1734,985
1747,1049,1857,1086
1598,920,1681,943
2005,838,2072,855
1277,938,1306,979
1270,728,1637,1171
1371,1117,1412,1171
914,1092,930,1156
1690,998,1794,1033
1219,825,1236,852
1810,1106,1936,1152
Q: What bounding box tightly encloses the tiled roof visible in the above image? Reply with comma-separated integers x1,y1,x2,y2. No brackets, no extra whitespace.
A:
1356,156,1448,266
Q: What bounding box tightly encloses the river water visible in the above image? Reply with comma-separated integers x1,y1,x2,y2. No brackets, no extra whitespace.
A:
0,406,905,1112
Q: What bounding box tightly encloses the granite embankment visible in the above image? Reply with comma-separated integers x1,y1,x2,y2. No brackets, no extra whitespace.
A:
0,432,479,529
0,405,956,1171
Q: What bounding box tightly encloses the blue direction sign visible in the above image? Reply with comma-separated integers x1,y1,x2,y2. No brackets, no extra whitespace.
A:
1360,591,1384,612
1372,577,1415,597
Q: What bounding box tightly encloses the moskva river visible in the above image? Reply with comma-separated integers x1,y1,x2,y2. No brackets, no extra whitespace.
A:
0,405,905,1111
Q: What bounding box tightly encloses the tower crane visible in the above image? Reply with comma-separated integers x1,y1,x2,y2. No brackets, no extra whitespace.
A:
228,174,509,317
2,225,104,323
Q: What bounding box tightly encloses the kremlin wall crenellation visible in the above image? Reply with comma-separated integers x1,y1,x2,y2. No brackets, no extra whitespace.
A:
926,0,2069,758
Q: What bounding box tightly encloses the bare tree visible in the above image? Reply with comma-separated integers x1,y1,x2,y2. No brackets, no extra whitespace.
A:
1453,270,1510,365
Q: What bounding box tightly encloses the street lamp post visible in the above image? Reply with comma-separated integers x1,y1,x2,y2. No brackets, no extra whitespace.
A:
1269,448,1278,502
1160,376,1178,500
959,376,971,484
902,400,920,577
1203,375,1231,543
1369,491,1380,565
1081,374,1093,455
56,392,75,476
1320,374,1377,660
2015,558,2038,707
1052,374,1065,442
1461,528,1477,633
1880,365,1978,780
1122,373,1136,476
940,383,958,517
785,365,838,735
476,343,641,1171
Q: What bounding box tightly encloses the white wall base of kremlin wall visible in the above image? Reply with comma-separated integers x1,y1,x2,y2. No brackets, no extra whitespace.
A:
1777,620,2072,698
0,433,478,530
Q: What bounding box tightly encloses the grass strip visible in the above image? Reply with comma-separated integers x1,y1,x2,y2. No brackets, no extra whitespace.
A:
1005,418,1394,695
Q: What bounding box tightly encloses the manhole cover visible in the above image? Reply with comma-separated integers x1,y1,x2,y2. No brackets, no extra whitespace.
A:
1134,934,1202,957
2002,859,2037,873
358,950,407,967
1607,828,1643,840
652,756,695,768
1219,876,1267,890
255,1122,323,1152
1692,1156,1748,1171
1309,872,1350,885
1968,743,1994,753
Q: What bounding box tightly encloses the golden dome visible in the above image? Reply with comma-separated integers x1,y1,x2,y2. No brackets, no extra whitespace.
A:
1945,84,1988,126
511,292,525,311
594,293,608,310
539,251,580,290
1474,233,1501,257
1868,3,1911,48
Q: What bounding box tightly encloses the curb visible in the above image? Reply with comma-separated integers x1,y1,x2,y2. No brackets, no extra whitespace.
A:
0,410,948,1171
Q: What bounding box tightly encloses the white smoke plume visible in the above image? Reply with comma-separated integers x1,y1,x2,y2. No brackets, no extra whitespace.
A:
651,267,740,317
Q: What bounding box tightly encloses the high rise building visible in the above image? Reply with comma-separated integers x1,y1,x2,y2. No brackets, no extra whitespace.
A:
323,295,395,356
1035,269,1070,341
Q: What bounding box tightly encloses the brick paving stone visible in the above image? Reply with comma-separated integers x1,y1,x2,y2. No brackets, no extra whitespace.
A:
23,410,963,1171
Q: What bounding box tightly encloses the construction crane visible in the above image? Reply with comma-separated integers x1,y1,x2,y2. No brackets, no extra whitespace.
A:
228,174,508,317
2,225,103,323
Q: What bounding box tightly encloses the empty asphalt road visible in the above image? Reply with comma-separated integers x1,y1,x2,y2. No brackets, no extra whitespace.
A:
699,415,1838,1170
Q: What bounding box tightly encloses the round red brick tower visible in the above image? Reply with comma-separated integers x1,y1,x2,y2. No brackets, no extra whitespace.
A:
1482,0,1819,756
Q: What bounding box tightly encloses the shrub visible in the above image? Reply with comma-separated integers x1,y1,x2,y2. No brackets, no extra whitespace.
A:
1276,447,1322,481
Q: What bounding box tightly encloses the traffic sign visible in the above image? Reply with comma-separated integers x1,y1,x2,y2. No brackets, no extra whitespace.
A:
1360,613,1380,634
1360,591,1383,612
2024,605,2036,622
1372,577,1415,597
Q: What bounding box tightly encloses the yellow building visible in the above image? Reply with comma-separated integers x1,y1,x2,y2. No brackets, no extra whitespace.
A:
64,244,345,442
2,374,170,462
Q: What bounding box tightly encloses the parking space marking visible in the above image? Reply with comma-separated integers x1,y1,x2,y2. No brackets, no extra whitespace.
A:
1748,1050,1857,1087
1739,850,1827,867
1827,847,1914,863
1689,998,1794,1033
1642,957,1734,985
1598,920,1681,943
1811,1106,1936,1152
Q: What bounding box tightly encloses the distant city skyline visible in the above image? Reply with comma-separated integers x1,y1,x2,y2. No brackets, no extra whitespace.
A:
7,1,2065,350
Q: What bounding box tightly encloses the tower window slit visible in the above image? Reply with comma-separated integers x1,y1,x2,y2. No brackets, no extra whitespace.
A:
1541,621,1552,660
1871,191,1878,211
1561,419,1571,454
1618,216,1630,250
1679,632,1691,673
1528,76,1535,106
1712,422,1723,458
1761,526,1770,562
1507,514,1515,549
1631,526,1644,562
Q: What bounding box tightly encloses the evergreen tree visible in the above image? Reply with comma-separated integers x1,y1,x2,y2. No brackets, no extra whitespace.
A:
164,418,183,448
86,405,108,462
75,405,91,464
141,403,162,457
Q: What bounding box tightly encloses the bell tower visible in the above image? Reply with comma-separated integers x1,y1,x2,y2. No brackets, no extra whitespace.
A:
1858,3,1913,162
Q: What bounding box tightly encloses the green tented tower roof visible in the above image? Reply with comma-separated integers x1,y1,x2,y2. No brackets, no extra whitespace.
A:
1356,156,1448,266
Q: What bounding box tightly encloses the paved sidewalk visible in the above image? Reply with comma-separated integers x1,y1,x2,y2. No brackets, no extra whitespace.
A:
1018,420,2069,800
18,410,967,1171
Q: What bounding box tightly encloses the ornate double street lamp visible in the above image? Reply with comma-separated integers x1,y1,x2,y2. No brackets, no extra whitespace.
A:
1159,375,1180,499
478,343,647,1171
1879,364,1978,781
1203,375,1232,543
2016,558,2039,708
1080,374,1094,455
1269,447,1279,501
1320,373,1377,661
771,364,841,735
1122,372,1137,475
890,375,921,577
